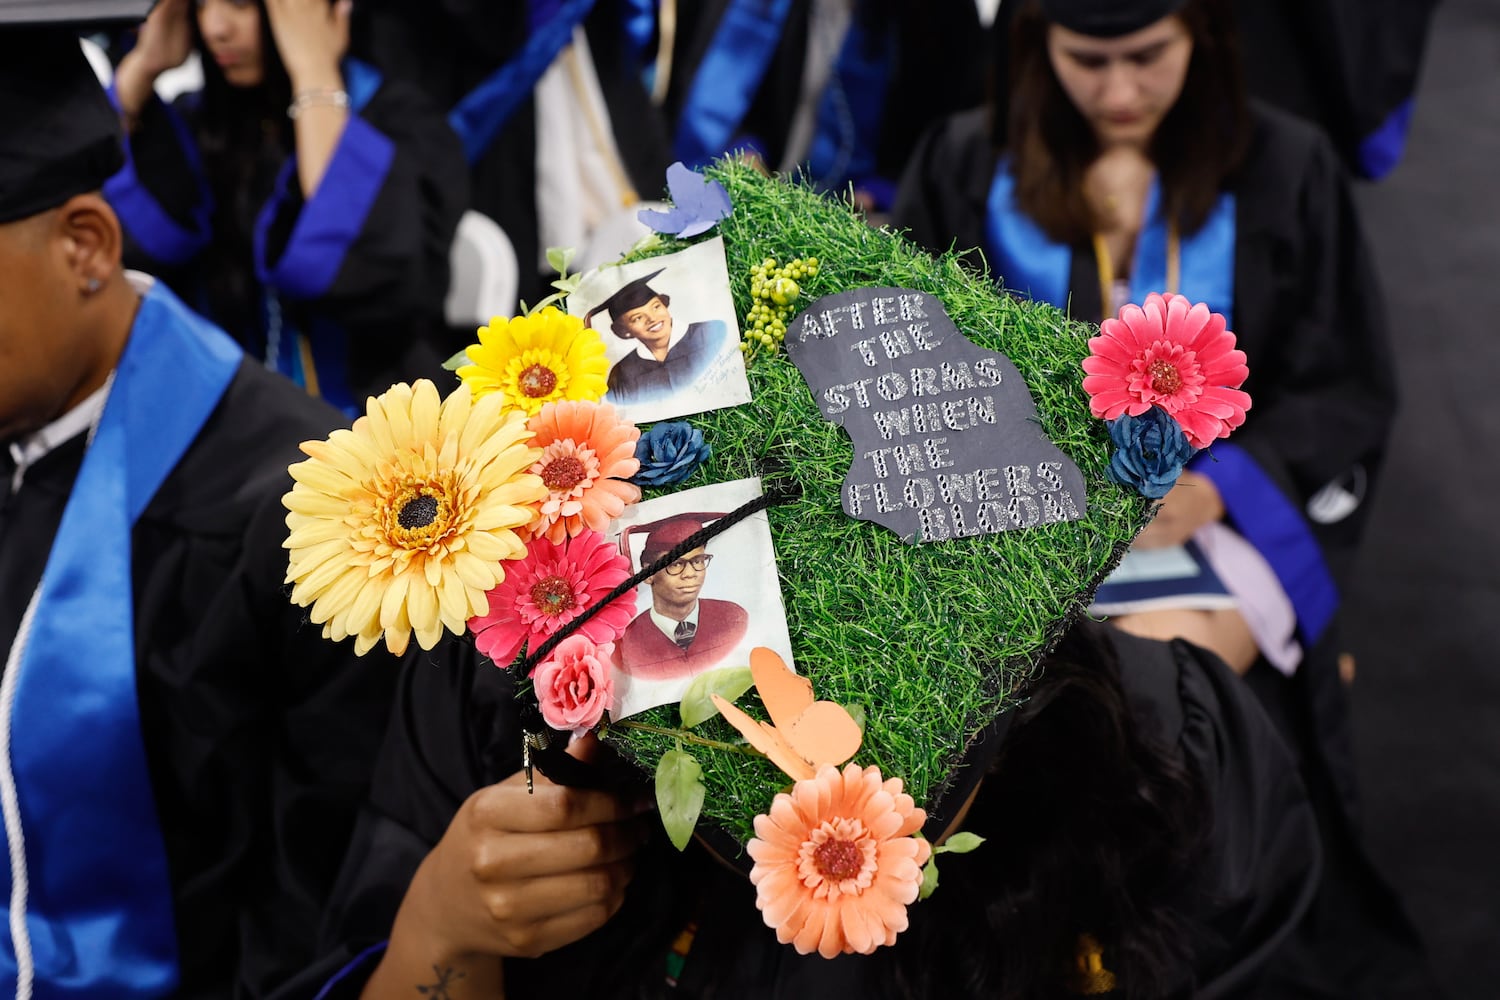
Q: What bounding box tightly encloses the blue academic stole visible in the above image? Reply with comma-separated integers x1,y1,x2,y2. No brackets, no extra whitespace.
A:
674,0,894,192
1,281,241,997
448,0,600,164
984,164,1344,641
983,159,1237,323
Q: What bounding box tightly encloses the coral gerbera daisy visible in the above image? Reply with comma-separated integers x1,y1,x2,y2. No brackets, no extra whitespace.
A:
526,400,641,543
283,380,545,657
747,763,931,959
468,530,634,668
456,307,610,417
1081,292,1252,449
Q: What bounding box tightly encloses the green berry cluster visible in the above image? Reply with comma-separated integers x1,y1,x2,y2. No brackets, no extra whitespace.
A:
742,256,820,357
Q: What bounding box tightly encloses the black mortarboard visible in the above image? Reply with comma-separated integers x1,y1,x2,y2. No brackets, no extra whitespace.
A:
582,268,668,332
0,1,154,26
0,26,126,224
1037,0,1188,38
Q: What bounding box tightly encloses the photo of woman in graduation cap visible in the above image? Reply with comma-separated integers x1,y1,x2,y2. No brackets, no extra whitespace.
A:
574,238,750,422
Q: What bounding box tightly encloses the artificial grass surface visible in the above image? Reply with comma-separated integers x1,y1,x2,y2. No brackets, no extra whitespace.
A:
602,160,1151,847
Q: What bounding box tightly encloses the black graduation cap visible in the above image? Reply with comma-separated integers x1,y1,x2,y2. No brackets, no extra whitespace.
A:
0,0,154,26
582,268,668,333
0,25,126,224
1038,0,1187,38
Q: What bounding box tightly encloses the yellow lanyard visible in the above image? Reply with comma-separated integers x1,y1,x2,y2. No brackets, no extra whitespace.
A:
1092,223,1180,319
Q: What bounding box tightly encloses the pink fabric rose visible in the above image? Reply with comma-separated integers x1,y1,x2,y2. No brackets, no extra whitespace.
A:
533,635,615,735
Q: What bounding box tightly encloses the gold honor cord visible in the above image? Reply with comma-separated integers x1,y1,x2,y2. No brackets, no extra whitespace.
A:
1092,222,1181,320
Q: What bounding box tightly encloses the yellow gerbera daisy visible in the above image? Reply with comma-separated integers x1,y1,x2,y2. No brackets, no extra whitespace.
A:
283,380,546,656
456,307,610,417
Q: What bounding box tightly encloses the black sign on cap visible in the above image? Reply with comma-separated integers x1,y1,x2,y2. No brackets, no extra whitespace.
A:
785,287,1087,544
1037,0,1188,38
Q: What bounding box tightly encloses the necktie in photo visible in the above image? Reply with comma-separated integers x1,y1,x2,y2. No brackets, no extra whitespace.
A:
674,620,697,649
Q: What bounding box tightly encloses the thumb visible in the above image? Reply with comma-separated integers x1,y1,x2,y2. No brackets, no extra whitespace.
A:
566,731,602,764
333,0,352,54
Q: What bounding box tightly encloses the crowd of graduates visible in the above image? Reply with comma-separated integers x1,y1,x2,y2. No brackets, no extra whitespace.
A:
0,0,1448,997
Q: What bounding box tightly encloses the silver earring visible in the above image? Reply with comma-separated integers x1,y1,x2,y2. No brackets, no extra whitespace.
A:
85,278,101,294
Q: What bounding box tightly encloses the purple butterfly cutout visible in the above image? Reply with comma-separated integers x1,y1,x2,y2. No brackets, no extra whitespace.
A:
638,162,732,238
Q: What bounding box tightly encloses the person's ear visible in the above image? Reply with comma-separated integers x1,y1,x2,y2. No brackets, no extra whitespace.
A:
57,193,123,296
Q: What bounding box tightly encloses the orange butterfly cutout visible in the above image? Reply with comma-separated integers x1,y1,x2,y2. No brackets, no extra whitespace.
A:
710,647,863,781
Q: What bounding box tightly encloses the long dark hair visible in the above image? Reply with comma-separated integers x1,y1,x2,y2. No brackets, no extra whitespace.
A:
190,0,293,342
999,0,1251,245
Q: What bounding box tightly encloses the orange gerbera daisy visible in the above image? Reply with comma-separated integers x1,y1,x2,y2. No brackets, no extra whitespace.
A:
456,307,610,417
526,400,641,543
747,763,931,959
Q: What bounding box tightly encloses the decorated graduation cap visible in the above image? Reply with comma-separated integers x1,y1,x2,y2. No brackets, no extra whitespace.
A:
581,267,668,334
283,156,1249,959
0,26,125,224
1037,0,1188,37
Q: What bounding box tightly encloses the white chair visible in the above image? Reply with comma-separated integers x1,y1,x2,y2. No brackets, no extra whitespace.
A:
154,53,203,103
80,38,203,102
445,210,520,327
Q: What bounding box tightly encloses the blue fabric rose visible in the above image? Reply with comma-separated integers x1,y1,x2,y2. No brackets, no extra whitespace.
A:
1105,408,1197,499
632,422,712,487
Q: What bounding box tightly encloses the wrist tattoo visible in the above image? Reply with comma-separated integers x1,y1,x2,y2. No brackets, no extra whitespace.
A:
416,964,465,999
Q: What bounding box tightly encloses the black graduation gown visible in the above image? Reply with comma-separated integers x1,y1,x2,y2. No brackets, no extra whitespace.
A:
107,66,468,411
0,361,400,999
892,106,1442,998
350,0,674,307
895,102,1396,586
661,0,986,209
276,625,1321,999
1229,0,1440,178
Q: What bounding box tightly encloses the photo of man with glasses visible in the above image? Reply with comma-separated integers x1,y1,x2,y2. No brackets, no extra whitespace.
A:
617,513,750,680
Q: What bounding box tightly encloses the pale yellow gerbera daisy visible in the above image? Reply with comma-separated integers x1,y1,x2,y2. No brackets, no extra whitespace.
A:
283,380,546,656
456,307,610,417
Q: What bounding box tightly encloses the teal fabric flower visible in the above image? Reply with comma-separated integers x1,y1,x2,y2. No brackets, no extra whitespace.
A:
1106,408,1196,499
632,422,711,487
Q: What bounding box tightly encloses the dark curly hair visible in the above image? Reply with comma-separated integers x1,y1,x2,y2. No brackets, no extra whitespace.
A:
504,622,1212,999
890,623,1211,998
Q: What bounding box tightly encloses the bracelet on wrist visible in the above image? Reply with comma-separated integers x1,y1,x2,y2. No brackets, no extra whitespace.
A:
287,87,349,120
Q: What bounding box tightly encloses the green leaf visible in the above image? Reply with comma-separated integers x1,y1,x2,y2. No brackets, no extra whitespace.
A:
655,748,705,851
620,232,664,260
935,831,986,855
842,703,866,734
527,292,565,316
545,246,576,277
678,665,754,728
918,855,939,901
441,349,471,371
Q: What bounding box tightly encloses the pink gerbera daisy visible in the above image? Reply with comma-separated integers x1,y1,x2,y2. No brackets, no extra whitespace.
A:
526,401,642,543
468,530,634,668
747,763,931,959
1081,292,1252,449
